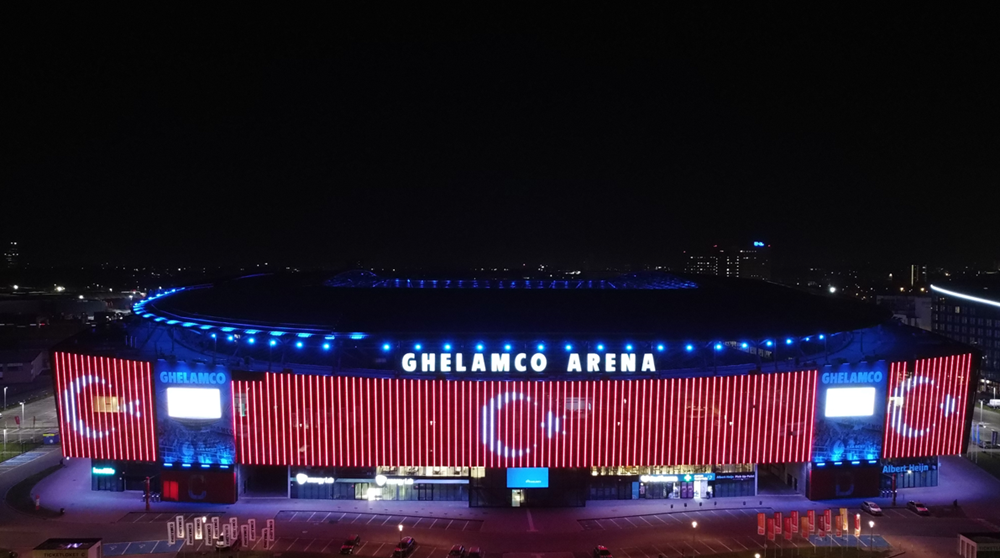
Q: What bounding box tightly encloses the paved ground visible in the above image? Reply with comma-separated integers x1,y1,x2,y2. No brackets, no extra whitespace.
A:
274,510,484,531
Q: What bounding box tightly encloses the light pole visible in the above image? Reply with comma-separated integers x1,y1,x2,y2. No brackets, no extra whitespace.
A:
20,402,25,429
3,386,7,413
868,520,875,552
398,524,403,541
690,521,697,557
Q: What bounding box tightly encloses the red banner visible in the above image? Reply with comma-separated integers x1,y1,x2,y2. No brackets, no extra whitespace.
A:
784,517,793,540
824,509,833,534
854,513,861,537
807,509,816,533
834,515,842,537
767,518,775,541
817,521,826,539
757,512,766,535
800,517,810,539
774,512,782,534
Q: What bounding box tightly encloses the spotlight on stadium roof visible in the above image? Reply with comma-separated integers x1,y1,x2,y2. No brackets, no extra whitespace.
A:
819,334,825,340
714,343,723,351
227,335,234,342
443,343,451,351
476,343,484,351
322,343,331,350
537,344,545,351
765,340,773,347
210,333,216,339
269,339,277,347
829,286,837,293
685,344,694,352
414,343,422,351
295,341,303,349
248,337,255,344
741,342,748,349
596,344,605,351
625,344,633,351
382,343,391,351
565,344,573,351
504,344,512,351
786,338,794,345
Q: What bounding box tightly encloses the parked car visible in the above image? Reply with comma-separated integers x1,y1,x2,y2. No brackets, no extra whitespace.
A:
907,501,930,516
467,547,484,558
860,501,883,516
392,537,417,558
341,535,361,555
448,545,467,558
215,535,242,552
593,546,613,558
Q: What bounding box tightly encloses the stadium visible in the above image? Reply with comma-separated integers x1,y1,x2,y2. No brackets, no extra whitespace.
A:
52,271,977,507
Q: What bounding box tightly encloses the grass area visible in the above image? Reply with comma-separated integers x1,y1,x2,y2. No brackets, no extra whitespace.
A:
0,442,42,464
964,448,1000,481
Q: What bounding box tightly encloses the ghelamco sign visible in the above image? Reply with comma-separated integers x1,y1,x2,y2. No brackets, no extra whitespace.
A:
401,352,658,373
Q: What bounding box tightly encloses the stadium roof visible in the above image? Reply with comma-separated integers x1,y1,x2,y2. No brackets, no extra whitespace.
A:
136,271,891,340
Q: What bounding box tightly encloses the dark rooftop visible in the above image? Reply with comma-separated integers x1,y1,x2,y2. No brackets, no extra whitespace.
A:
139,271,892,339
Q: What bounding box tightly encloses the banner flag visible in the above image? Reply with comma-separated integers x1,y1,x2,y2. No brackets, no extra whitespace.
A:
758,512,766,535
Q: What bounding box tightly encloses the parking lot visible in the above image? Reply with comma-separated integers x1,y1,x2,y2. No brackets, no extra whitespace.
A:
119,511,228,523
579,506,770,531
275,510,483,531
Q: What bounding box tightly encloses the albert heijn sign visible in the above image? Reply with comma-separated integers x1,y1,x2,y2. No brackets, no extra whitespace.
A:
401,351,659,374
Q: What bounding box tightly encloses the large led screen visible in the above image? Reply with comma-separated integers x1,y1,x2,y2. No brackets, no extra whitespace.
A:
53,352,158,461
811,362,888,463
507,467,549,488
155,362,235,466
882,354,973,459
233,370,818,468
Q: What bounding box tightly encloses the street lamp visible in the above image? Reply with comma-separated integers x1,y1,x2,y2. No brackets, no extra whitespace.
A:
398,524,403,541
869,520,875,552
690,521,697,557
19,402,24,428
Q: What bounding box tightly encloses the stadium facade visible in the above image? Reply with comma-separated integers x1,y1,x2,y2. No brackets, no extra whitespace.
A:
53,272,977,506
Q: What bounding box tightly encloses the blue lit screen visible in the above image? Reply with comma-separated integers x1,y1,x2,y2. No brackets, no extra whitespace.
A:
507,467,549,488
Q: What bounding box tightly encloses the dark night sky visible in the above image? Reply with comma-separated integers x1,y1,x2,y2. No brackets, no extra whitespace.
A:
6,5,999,270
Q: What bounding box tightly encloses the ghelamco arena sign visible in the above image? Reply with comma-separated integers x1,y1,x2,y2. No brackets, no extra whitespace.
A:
401,352,658,373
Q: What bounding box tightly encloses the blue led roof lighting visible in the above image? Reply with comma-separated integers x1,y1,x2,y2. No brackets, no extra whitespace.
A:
323,343,331,350
504,344,512,351
295,341,303,349
382,343,391,351
656,344,665,351
444,343,452,351
269,339,277,347
537,344,545,351
741,342,748,349
210,333,216,339
685,344,694,352
565,344,573,351
247,337,255,344
785,338,794,345
349,333,366,340
596,344,604,351
297,333,312,338
714,343,723,351
227,335,234,341
270,331,286,337
765,340,773,347
414,343,422,351
476,343,484,351
819,334,825,340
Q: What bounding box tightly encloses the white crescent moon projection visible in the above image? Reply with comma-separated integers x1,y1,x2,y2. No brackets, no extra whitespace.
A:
61,375,142,439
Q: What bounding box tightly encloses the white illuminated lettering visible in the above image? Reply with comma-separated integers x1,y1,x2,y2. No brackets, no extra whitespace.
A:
567,353,582,372
441,353,452,372
472,353,486,372
491,353,510,372
455,353,467,372
641,353,656,372
605,353,616,372
621,353,635,372
421,353,435,372
515,354,527,372
587,353,600,372
530,353,546,372
402,353,417,372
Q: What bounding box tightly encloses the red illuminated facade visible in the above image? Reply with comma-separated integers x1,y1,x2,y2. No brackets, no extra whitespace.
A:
233,370,819,468
882,353,973,459
53,352,158,462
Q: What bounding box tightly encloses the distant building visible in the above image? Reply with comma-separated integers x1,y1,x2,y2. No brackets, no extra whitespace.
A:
910,265,927,286
877,295,932,331
0,349,46,383
684,242,771,280
3,241,17,269
931,282,1000,383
